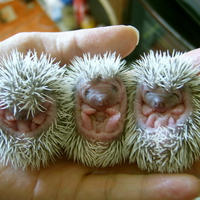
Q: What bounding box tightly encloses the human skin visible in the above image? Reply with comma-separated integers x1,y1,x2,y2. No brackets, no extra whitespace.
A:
0,26,199,200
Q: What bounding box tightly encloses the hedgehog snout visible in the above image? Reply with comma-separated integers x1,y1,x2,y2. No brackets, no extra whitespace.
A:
14,109,33,121
95,93,115,107
142,85,182,113
8,106,40,121
96,95,108,106
145,93,181,113
152,96,167,112
86,92,116,110
84,83,118,110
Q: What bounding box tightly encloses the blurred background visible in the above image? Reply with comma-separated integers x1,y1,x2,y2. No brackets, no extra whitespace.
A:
0,0,200,62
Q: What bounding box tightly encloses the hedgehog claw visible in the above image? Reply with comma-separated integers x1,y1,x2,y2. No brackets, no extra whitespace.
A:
5,109,16,121
81,104,96,115
32,113,46,125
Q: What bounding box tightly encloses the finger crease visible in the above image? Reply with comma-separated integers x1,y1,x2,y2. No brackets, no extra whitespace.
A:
140,175,148,200
104,174,117,200
73,33,84,57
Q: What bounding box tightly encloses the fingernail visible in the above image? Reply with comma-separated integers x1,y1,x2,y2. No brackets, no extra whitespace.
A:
127,25,140,45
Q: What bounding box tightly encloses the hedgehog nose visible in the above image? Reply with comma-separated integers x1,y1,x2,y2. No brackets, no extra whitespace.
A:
98,97,108,106
154,99,165,108
15,110,33,121
95,93,114,108
153,97,167,112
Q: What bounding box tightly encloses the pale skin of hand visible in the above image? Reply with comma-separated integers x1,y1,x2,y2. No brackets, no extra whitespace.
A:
0,25,199,200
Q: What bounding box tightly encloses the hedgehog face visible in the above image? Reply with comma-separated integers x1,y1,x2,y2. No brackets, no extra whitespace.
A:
83,80,119,110
142,85,182,113
0,97,57,137
135,84,191,130
75,76,127,142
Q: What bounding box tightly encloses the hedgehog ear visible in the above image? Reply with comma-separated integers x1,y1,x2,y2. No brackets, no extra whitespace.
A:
97,75,103,81
91,75,103,84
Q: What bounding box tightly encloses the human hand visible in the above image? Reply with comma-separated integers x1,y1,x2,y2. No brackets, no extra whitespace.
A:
0,26,199,200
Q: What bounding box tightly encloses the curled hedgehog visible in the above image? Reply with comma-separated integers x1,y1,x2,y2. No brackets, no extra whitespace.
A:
126,50,200,173
62,52,131,167
0,50,69,169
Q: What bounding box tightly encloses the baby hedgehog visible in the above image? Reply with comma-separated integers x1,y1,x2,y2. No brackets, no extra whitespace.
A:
63,52,130,167
126,50,200,173
0,50,69,169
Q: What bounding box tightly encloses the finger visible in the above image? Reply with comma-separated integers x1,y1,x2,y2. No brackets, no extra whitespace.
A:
180,48,200,68
77,174,200,200
0,159,199,200
182,48,200,61
0,25,139,65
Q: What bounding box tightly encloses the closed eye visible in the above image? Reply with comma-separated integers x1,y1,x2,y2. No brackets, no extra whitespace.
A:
112,85,118,92
85,89,90,97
